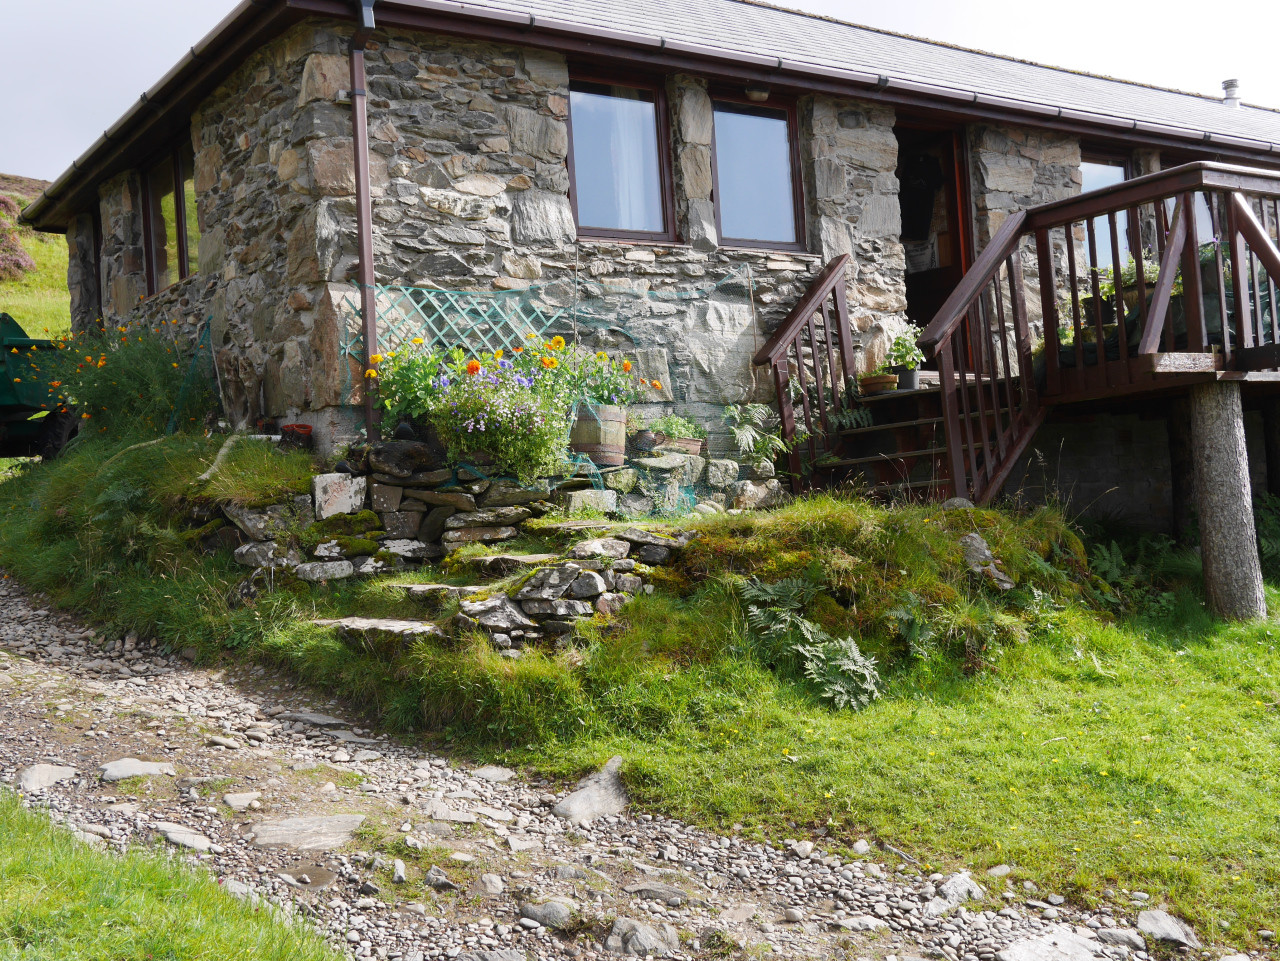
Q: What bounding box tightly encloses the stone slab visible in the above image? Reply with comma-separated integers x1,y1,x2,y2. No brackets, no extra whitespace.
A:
312,474,368,519
99,758,176,782
17,764,78,792
250,814,366,850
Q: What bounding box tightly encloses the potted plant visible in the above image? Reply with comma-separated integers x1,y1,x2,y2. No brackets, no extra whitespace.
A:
649,413,707,454
859,365,899,395
886,323,926,391
565,345,654,466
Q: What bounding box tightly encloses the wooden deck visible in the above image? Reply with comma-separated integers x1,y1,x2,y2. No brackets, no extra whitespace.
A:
756,162,1280,503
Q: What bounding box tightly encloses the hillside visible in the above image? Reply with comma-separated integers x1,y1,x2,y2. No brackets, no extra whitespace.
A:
0,173,70,337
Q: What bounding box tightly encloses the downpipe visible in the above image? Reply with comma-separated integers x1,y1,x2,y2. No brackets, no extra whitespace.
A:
350,0,379,440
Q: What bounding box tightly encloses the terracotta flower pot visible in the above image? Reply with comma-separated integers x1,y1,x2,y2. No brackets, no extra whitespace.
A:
860,373,899,395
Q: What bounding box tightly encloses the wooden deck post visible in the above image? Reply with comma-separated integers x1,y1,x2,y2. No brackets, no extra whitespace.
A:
1190,381,1266,620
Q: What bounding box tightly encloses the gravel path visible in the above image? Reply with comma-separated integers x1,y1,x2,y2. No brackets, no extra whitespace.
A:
0,577,1212,961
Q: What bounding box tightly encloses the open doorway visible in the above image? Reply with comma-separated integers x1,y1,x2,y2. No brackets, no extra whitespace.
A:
894,123,972,331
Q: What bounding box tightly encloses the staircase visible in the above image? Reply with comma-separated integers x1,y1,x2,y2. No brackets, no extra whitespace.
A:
758,161,1280,505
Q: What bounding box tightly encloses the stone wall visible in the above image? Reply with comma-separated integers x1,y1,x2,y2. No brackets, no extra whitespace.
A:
65,213,99,331
1005,409,1267,532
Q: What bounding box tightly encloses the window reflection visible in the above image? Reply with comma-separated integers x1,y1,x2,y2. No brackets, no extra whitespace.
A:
569,82,665,235
713,102,797,245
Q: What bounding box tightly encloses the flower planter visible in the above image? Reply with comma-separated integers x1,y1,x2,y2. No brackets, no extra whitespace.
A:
629,429,660,453
570,404,627,466
859,373,899,395
280,423,313,450
654,433,705,455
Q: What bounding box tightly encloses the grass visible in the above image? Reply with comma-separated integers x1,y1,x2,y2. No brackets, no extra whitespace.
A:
1,429,1278,945
0,791,340,960
0,190,70,338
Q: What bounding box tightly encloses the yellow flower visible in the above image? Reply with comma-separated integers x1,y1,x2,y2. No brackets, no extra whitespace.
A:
541,355,558,369
550,335,566,350
172,363,179,368
494,349,504,360
369,353,384,364
411,337,424,345
595,351,608,362
364,369,379,378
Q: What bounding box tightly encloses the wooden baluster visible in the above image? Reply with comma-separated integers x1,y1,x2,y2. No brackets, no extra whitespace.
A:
1129,206,1151,354
1162,199,1178,353
773,361,802,492
1210,193,1231,362
955,319,980,490
981,288,1007,458
1065,223,1087,378
791,338,819,472
994,258,1017,447
1085,216,1112,386
966,307,994,488
1227,196,1253,350
1265,199,1279,350
937,343,966,499
804,312,832,452
1181,191,1206,353
1035,229,1062,396
1108,211,1131,381
821,298,845,413
1009,254,1038,420
833,279,857,389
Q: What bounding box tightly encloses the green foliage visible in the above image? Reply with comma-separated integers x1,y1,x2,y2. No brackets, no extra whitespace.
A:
1253,493,1280,579
648,413,706,440
0,791,340,960
886,323,925,371
723,402,813,470
0,187,71,337
44,322,216,438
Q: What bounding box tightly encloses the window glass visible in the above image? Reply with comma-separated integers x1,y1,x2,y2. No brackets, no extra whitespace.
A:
1080,160,1128,269
145,157,179,291
713,102,797,244
180,145,200,275
569,82,665,234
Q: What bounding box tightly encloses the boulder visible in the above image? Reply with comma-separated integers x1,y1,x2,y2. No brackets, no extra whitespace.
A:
520,598,594,618
706,459,740,488
595,592,629,615
441,526,519,547
312,617,444,643
480,479,550,507
558,488,618,513
370,483,403,512
568,570,608,598
381,512,423,539
223,503,291,542
375,468,454,488
996,927,1105,961
1137,910,1201,949
368,440,447,478
250,814,366,850
444,507,532,529
959,533,1014,590
604,918,681,957
551,755,628,825
567,537,630,560
234,541,300,568
294,560,355,582
615,528,689,549
634,544,671,565
924,872,986,917
624,882,689,905
602,468,639,494
100,758,176,782
380,539,444,561
513,564,581,601
726,479,784,510
154,821,213,852
460,595,537,631
402,488,478,512
312,474,368,519
17,764,77,792
418,505,457,542
1096,929,1146,951
223,792,261,813
519,898,577,930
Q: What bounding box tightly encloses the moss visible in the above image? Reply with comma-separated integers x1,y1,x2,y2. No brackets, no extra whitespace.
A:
333,536,380,557
300,511,382,550
180,518,225,545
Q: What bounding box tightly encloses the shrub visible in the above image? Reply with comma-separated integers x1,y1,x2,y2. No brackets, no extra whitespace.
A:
0,195,35,282
649,414,706,440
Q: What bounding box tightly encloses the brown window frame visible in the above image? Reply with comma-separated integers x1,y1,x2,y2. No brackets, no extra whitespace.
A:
564,71,678,244
140,141,197,296
709,91,807,253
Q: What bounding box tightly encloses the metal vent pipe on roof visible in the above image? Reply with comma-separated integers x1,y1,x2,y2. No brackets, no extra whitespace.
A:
1223,79,1241,108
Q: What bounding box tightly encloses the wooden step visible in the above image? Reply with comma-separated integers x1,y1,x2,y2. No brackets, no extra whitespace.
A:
818,447,948,469
867,478,947,497
839,416,943,437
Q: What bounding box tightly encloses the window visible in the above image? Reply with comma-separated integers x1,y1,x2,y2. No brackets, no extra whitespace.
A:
142,141,200,294
1080,157,1130,269
711,100,803,249
567,79,673,240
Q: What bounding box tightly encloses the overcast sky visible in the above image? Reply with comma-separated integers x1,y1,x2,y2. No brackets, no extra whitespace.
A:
3,0,1276,182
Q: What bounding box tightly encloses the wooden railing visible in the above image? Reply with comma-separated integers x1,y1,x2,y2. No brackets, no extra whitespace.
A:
752,255,858,490
920,161,1280,503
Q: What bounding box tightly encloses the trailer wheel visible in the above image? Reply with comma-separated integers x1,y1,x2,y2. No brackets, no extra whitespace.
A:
38,412,79,460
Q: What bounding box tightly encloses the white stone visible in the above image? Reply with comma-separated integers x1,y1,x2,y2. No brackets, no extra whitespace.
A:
250,814,366,851
551,755,628,825
16,764,77,792
99,758,176,782
312,473,367,519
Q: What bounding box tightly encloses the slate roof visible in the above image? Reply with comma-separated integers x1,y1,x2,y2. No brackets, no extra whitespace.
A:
435,0,1280,149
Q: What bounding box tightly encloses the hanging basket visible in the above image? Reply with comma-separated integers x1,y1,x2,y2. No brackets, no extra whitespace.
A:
569,404,627,467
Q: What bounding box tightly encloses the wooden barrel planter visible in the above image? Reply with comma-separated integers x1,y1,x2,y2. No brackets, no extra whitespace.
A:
859,373,899,395
570,404,627,466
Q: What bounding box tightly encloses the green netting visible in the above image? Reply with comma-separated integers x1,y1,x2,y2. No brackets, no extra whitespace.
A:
167,322,220,434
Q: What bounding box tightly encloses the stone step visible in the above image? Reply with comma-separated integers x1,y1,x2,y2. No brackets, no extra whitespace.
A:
311,617,444,644
397,583,488,604
468,553,560,577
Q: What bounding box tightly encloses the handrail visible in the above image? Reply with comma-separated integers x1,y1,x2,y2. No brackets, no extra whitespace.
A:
918,210,1026,352
753,254,850,365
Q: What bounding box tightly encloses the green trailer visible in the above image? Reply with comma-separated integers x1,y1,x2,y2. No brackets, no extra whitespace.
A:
0,313,76,458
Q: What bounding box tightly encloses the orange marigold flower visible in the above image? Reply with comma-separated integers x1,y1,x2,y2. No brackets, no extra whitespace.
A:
650,379,662,389
541,356,558,369
466,359,482,376
49,381,61,388
513,346,524,353
622,360,632,372
363,369,378,379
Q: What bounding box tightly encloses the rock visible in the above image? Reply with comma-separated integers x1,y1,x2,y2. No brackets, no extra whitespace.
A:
624,882,688,905
418,505,456,541
312,617,444,643
996,927,1104,961
374,468,453,488
207,735,240,750
441,526,520,547
233,541,299,568
726,479,784,511
294,560,355,582
620,493,656,515
474,873,506,896
380,539,445,561
852,839,872,855
16,764,77,792
634,544,671,565
476,553,559,576
381,511,423,539
402,488,478,512
421,799,478,823
1137,910,1201,949
444,507,532,529
551,755,628,824
154,821,213,852
393,858,408,883
925,872,986,917
959,532,1015,590
479,479,550,508
312,474,368,519
370,483,403,512
942,497,976,509
275,711,348,728
368,440,446,478
567,538,630,560
595,592,629,615
784,907,804,922
568,570,608,598
507,836,542,852
425,865,458,890
616,528,688,549
987,863,1012,876
632,453,688,472
223,503,291,542
99,758,176,782
520,598,594,618
458,953,525,961
1096,928,1146,950
706,459,740,488
602,468,639,493
250,814,366,850
558,488,618,513
519,898,576,930
513,564,581,601
459,595,537,631
223,791,262,812
604,917,681,957
473,765,516,783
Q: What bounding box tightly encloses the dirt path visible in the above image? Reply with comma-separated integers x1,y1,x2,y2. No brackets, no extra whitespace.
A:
0,577,1170,961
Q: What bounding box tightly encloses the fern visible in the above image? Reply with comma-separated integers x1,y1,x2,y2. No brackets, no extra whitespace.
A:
796,637,881,710
886,591,935,658
1089,541,1128,587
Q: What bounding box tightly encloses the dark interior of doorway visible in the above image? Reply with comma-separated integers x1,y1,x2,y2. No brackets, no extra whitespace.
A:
894,124,971,336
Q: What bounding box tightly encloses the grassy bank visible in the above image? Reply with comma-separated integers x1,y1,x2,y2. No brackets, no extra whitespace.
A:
0,180,70,337
0,430,1277,943
0,791,340,960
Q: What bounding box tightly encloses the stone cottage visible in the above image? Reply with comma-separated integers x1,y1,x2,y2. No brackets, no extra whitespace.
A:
19,0,1280,478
